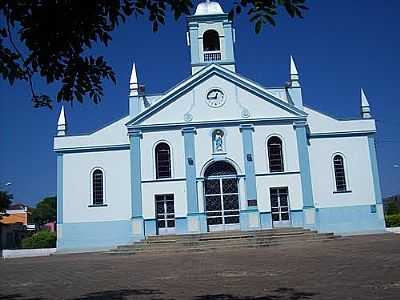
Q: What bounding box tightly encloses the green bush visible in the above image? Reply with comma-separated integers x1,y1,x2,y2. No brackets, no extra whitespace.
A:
386,201,400,215
22,230,56,249
385,214,400,228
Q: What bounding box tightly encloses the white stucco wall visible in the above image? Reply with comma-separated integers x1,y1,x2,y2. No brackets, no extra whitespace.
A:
195,126,244,176
305,107,376,134
140,130,186,180
62,150,131,223
309,136,375,208
256,174,303,212
253,124,299,174
142,181,187,219
54,116,130,150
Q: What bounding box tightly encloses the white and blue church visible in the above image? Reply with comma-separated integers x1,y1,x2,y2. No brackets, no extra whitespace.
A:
54,1,386,251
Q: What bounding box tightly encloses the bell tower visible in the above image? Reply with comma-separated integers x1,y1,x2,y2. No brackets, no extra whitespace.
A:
187,1,236,74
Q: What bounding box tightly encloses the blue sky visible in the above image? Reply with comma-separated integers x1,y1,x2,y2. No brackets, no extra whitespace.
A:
1,0,399,207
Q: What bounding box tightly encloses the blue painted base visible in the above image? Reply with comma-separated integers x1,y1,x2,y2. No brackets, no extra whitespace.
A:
240,209,261,231
290,210,304,227
303,207,317,230
57,220,142,252
187,213,208,233
259,212,272,229
58,205,386,252
316,204,386,234
144,219,157,236
175,217,188,234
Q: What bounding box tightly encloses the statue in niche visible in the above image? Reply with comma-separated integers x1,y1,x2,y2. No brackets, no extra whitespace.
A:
213,130,224,152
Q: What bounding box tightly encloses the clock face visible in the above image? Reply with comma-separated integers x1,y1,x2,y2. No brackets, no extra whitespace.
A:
206,88,225,108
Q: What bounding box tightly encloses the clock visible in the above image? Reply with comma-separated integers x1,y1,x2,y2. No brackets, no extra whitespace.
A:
206,88,226,108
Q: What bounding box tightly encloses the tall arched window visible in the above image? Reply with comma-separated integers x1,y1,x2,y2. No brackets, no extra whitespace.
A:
155,143,171,179
333,155,347,192
92,169,104,205
203,30,220,51
267,137,284,172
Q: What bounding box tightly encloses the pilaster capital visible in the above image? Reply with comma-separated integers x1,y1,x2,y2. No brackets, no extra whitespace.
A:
223,20,232,27
239,124,254,132
293,120,308,129
188,22,199,29
128,129,143,138
182,127,197,135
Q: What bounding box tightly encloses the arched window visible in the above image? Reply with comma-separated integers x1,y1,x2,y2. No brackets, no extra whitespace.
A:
155,142,171,179
204,161,237,177
267,137,284,172
92,169,104,205
203,30,220,51
333,155,347,192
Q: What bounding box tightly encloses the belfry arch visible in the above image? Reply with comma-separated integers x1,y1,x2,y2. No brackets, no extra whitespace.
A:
203,30,220,52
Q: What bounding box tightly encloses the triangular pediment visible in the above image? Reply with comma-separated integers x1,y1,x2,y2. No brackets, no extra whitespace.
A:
126,64,306,128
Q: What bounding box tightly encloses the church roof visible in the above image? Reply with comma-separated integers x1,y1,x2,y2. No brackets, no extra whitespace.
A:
195,0,224,16
126,63,307,127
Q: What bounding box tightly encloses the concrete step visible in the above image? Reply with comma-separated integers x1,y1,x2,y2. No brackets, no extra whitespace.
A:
115,231,324,250
144,227,309,241
107,236,339,255
114,233,337,252
105,227,339,256
124,232,330,247
144,229,315,243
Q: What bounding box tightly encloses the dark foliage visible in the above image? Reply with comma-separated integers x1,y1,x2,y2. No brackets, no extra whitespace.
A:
0,190,13,212
0,1,307,108
385,214,400,228
30,196,57,225
386,201,400,215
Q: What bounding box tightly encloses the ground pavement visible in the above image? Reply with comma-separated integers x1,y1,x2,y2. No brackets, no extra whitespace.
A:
1,233,400,300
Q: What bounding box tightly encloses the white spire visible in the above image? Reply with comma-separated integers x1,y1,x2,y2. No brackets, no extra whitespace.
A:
290,56,298,75
360,88,372,119
289,56,300,86
361,88,370,107
57,105,67,136
129,63,139,97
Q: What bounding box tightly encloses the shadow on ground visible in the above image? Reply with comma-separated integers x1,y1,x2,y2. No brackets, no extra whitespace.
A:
194,288,316,300
0,294,43,300
71,288,166,300
0,289,165,300
0,288,316,300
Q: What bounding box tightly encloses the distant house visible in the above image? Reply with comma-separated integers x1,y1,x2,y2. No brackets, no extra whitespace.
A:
0,204,35,230
0,204,37,249
1,204,29,226
42,221,56,232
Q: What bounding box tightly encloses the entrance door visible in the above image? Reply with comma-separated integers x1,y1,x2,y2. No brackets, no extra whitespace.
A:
270,187,291,227
204,161,240,232
155,194,175,235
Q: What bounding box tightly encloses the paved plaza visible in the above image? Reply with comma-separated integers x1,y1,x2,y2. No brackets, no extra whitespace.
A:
1,233,400,300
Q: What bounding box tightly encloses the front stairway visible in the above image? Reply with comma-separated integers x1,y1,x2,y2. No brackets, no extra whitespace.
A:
106,227,339,255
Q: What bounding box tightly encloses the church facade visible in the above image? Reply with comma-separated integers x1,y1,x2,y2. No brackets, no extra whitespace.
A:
54,1,385,251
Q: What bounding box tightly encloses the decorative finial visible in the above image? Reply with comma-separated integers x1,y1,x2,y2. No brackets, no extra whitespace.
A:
57,106,67,136
361,88,372,119
129,63,139,97
289,56,300,88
